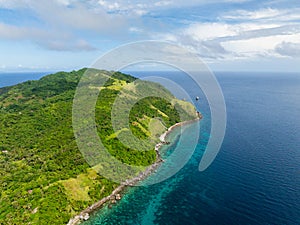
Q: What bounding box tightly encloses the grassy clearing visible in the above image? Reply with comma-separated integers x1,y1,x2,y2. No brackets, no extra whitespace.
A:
60,169,102,201
132,121,151,137
150,104,169,118
149,118,167,139
106,128,130,141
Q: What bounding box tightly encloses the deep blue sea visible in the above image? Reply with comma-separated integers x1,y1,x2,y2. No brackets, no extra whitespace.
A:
0,72,50,88
84,71,300,225
1,71,299,225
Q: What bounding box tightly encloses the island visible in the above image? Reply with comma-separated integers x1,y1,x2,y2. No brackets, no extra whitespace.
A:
0,69,200,225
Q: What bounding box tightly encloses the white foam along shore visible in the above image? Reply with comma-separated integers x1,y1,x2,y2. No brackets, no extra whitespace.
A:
67,114,202,225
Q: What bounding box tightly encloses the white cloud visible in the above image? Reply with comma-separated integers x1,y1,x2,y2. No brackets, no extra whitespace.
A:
134,9,148,16
0,0,28,9
224,0,251,2
98,0,121,10
153,33,178,42
145,6,300,59
0,22,96,51
0,22,50,40
275,42,300,57
0,0,128,32
221,7,300,22
153,6,300,60
40,39,97,51
129,27,143,33
54,0,72,6
183,23,237,41
0,0,130,51
154,1,172,7
1,0,300,63
31,1,126,32
222,8,282,20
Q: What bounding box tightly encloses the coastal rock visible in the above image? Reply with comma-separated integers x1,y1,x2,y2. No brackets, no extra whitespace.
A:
67,216,81,225
116,194,121,200
83,213,89,221
79,213,90,221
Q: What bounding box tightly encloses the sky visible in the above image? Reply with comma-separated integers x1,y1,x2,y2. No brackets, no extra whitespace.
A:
0,0,300,72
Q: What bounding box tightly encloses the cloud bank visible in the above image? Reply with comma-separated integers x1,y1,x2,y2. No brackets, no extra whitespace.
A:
0,0,299,70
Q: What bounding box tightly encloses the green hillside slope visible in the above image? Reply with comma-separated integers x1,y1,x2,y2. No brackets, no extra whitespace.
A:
0,69,197,224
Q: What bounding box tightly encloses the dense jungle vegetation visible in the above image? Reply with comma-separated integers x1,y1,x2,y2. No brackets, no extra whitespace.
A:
0,68,197,224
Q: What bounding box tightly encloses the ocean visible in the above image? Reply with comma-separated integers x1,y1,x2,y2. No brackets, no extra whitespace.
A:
83,71,300,225
0,72,50,88
1,71,299,225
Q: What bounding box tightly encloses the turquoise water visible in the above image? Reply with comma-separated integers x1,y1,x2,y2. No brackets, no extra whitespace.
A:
83,72,300,225
83,121,207,225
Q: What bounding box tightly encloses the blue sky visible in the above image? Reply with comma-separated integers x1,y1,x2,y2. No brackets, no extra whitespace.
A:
0,0,300,72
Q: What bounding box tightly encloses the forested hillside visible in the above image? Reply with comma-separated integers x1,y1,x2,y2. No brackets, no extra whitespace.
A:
0,69,197,224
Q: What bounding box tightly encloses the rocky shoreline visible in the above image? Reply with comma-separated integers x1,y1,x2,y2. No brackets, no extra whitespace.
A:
67,114,201,225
